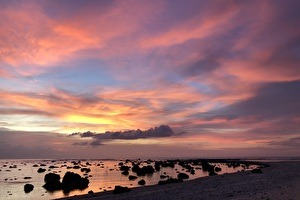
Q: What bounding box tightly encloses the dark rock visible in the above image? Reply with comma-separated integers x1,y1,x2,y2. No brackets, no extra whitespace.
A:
121,170,129,176
24,177,32,179
132,164,155,176
251,168,263,174
177,173,189,179
138,179,146,185
215,167,222,172
113,186,131,194
44,173,60,182
73,165,81,169
227,162,240,168
158,178,183,185
209,171,218,176
161,161,175,168
128,175,138,180
88,190,94,195
120,165,130,171
142,165,155,174
81,168,91,173
201,161,215,172
160,175,168,179
37,168,46,173
32,164,39,167
131,164,140,173
155,161,161,171
43,173,61,191
61,171,89,192
24,184,34,193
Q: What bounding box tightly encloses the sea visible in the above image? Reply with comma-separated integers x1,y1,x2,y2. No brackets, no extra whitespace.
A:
0,158,257,200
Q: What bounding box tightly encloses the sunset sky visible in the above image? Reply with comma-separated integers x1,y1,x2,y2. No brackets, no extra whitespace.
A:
1,0,300,159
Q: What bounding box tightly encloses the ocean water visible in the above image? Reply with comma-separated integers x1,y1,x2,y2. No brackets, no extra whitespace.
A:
0,159,257,199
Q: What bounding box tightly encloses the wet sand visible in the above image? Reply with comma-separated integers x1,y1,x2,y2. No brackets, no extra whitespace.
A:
57,161,300,200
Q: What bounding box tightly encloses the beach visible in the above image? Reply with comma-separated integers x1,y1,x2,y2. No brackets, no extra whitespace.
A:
58,161,300,200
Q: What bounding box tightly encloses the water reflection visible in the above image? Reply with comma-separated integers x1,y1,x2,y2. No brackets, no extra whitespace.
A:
0,159,258,199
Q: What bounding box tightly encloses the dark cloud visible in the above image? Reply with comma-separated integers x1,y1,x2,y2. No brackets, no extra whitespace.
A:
70,125,177,141
72,140,103,147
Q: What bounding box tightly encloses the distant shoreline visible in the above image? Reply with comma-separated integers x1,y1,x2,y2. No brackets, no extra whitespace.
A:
57,161,300,200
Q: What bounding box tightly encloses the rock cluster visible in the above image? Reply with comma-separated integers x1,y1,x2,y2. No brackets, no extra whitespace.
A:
43,172,89,192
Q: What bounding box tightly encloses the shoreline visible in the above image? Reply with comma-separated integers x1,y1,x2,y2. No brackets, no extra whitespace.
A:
57,161,300,200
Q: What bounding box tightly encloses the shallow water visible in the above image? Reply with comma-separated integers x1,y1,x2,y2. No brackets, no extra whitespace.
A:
0,159,257,199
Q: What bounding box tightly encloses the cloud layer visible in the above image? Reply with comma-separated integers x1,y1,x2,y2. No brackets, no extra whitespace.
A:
0,0,300,158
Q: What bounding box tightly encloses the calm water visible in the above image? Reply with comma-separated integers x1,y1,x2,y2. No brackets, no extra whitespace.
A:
0,159,257,199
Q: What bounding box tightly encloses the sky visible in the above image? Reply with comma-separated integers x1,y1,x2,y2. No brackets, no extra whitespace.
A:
0,0,300,159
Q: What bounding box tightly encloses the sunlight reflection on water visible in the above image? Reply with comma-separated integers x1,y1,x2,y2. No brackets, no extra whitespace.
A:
0,159,257,199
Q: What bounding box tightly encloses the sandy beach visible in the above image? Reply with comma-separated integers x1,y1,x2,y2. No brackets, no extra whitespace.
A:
57,161,300,200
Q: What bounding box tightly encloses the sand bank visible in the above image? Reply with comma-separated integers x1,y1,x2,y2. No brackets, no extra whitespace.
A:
57,161,300,200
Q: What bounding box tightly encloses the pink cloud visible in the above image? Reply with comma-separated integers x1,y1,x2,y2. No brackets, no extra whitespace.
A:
0,0,164,77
